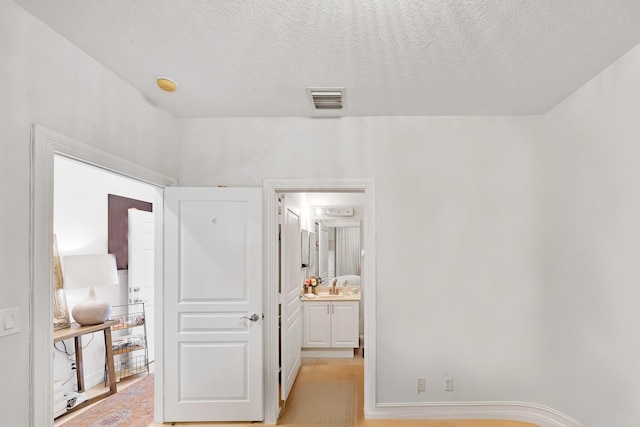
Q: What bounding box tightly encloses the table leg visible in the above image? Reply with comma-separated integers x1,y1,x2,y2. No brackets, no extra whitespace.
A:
74,335,84,392
104,327,117,394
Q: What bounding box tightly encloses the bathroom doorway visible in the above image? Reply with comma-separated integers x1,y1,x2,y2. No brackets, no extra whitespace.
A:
277,191,364,409
264,179,376,423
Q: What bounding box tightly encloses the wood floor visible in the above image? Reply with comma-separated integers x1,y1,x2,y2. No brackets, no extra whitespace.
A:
149,355,539,427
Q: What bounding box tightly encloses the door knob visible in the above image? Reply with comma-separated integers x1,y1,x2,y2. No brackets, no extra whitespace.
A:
241,313,260,322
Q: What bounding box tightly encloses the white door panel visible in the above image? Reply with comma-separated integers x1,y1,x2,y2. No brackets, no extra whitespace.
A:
179,342,248,399
164,187,262,422
280,195,302,401
129,209,155,361
128,209,154,296
178,202,251,300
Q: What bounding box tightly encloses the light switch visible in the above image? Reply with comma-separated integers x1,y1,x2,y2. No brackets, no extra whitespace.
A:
0,307,20,338
4,313,14,329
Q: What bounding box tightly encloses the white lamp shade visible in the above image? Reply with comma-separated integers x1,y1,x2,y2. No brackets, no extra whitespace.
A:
63,254,118,325
63,254,119,289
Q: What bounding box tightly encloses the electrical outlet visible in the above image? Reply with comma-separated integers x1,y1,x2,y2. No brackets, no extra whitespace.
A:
444,376,454,391
416,378,426,393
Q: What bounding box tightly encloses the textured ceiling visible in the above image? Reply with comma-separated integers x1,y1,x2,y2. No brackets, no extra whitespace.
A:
14,0,640,118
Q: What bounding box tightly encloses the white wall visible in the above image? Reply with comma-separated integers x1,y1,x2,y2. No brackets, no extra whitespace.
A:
175,44,640,423
538,43,640,427
178,115,544,404
0,1,177,425
53,156,158,390
5,0,640,423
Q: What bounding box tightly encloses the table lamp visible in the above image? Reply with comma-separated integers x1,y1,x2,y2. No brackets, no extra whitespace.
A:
63,254,119,326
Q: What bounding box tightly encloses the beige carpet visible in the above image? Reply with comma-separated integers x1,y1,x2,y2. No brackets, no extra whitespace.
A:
278,381,356,426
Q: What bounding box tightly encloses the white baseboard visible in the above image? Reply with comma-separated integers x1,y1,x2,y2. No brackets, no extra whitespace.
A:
366,401,585,427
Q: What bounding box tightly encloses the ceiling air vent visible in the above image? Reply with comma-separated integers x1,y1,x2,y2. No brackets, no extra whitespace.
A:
308,88,345,110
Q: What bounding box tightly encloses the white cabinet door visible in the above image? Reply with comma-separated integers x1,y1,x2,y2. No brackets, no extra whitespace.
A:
303,301,358,348
330,302,359,348
303,302,331,347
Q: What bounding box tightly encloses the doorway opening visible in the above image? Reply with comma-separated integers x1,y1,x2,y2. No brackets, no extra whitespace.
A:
52,156,158,425
30,125,175,426
276,190,366,425
263,179,376,425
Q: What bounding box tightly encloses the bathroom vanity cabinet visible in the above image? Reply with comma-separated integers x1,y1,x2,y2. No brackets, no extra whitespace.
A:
302,300,359,357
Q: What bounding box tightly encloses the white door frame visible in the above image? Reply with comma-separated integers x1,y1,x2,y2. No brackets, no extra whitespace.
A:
30,125,176,427
263,179,376,424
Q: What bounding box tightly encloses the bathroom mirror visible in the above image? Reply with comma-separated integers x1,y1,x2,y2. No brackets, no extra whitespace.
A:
317,221,361,280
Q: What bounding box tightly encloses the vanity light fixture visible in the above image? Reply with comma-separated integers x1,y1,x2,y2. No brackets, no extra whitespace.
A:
319,207,354,217
325,207,353,217
156,76,177,92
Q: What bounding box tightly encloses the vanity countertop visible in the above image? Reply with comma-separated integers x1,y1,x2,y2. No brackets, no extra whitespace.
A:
301,292,361,301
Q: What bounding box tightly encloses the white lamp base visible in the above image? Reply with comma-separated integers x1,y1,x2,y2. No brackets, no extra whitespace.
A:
72,287,112,326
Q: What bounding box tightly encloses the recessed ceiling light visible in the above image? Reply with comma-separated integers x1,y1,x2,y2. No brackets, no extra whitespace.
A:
156,76,177,92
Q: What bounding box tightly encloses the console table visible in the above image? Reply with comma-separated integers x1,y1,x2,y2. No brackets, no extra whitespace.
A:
53,320,118,417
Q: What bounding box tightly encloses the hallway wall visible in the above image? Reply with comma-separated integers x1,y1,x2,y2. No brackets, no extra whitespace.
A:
537,42,640,426
176,37,640,424
178,115,543,407
0,2,177,425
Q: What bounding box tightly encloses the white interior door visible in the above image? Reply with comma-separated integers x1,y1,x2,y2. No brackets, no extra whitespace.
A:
128,208,155,362
280,194,302,401
163,187,263,422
